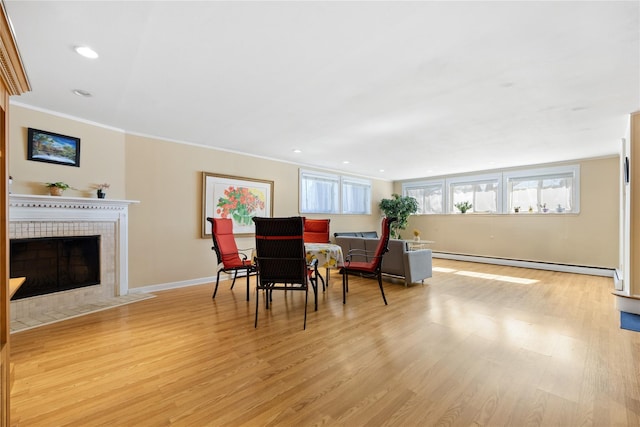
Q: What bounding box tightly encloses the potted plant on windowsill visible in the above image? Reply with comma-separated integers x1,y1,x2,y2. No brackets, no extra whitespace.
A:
454,201,472,214
45,182,71,196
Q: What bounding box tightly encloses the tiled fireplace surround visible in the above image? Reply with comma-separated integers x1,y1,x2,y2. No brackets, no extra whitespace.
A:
9,194,138,322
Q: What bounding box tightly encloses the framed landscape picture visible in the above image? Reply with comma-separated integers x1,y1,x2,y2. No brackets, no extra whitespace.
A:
27,128,81,167
202,172,274,237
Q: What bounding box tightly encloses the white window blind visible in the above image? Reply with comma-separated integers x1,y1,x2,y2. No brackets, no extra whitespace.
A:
505,165,579,213
342,177,371,214
299,170,339,214
402,181,444,214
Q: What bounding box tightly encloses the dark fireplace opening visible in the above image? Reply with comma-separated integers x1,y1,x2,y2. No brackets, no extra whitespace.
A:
10,236,101,300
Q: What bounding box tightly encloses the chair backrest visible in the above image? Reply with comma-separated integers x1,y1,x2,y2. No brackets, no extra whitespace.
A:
371,217,396,269
253,217,307,285
207,217,245,268
303,218,330,243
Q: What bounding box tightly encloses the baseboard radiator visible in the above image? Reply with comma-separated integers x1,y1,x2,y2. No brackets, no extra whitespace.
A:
432,252,614,278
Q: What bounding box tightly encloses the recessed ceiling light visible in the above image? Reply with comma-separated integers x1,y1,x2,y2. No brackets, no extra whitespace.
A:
292,149,302,153
379,169,385,173
74,45,98,59
342,160,350,164
72,89,92,97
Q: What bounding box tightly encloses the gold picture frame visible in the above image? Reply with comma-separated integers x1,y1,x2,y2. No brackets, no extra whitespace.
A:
202,172,274,237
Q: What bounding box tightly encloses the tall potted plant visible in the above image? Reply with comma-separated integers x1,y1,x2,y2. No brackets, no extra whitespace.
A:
378,193,418,239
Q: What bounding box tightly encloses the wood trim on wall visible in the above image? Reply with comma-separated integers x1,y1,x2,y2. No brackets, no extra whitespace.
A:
0,4,29,96
0,2,29,425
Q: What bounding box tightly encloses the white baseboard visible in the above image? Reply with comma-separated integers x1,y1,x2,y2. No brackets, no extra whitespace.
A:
128,275,218,294
128,255,615,295
432,252,615,277
614,269,624,291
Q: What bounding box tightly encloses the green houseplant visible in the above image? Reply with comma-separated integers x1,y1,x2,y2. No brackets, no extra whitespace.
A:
378,193,418,239
45,181,71,196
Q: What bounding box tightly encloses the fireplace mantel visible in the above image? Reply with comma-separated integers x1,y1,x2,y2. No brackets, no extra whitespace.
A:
10,194,139,221
9,194,140,296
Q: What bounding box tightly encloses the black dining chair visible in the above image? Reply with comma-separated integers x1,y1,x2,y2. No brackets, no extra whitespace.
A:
253,216,318,329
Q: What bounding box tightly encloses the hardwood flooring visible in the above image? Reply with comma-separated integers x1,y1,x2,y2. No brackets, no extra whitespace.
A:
9,259,640,426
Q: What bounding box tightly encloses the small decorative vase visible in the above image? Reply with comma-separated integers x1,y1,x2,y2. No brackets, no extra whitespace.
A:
49,187,63,196
97,189,106,199
414,236,420,241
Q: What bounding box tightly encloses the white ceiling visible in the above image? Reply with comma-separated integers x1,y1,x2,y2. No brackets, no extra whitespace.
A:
4,1,639,181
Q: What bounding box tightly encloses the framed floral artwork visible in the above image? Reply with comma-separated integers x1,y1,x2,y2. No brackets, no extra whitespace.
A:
202,172,274,237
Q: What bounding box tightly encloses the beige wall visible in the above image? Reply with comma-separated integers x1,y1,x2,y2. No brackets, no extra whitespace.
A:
8,105,390,289
9,106,126,198
397,156,619,269
8,104,619,289
125,134,391,287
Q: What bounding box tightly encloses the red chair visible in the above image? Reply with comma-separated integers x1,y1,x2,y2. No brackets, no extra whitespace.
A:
341,217,396,305
303,218,330,243
207,217,256,301
303,218,331,288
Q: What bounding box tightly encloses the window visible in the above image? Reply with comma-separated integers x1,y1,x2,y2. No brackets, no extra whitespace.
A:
342,176,371,214
402,180,444,214
299,169,371,214
504,165,580,213
402,165,580,215
448,173,501,213
299,170,339,214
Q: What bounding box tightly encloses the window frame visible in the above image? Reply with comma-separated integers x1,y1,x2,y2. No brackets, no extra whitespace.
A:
402,179,445,214
299,169,371,215
502,164,580,214
401,164,580,216
299,169,340,214
446,172,502,214
341,175,372,214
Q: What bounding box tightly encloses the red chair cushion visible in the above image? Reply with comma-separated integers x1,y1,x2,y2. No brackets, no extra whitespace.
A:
303,219,330,243
212,218,246,268
345,217,391,273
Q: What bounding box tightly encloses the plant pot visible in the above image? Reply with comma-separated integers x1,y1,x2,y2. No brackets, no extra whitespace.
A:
49,187,63,196
97,189,106,199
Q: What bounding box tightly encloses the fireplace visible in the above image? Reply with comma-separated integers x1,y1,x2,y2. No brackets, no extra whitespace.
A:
9,194,138,323
10,236,101,300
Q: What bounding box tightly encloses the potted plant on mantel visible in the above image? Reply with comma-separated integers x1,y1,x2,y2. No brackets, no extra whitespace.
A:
378,193,418,239
95,183,110,199
45,181,71,196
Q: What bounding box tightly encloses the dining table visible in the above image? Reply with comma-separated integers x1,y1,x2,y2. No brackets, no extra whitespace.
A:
304,242,344,288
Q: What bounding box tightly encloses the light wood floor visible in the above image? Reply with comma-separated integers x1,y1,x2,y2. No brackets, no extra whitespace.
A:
9,259,640,426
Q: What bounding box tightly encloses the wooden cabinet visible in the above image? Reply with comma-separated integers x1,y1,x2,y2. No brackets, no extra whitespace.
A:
0,4,30,425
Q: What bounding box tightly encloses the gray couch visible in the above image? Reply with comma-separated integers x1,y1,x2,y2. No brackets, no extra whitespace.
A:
334,235,432,286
